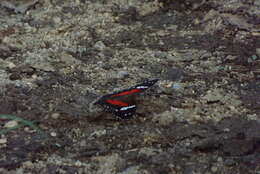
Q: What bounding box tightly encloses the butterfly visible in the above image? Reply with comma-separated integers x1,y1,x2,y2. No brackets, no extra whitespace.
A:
94,79,159,119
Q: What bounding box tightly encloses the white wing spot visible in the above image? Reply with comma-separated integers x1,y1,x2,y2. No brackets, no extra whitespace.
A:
120,105,136,111
136,86,148,89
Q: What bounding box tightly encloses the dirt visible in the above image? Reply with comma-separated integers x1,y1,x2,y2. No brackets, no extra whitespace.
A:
0,0,259,173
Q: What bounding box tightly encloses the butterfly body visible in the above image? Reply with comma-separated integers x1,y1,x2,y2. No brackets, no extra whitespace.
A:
94,79,158,119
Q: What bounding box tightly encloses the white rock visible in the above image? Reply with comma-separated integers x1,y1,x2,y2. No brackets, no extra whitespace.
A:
50,132,57,137
94,41,106,51
22,161,33,168
0,138,7,144
116,71,129,79
51,113,60,119
4,120,18,128
256,48,260,58
211,166,218,173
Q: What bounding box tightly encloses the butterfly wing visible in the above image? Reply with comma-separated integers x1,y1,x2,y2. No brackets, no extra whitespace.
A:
132,79,159,92
94,79,158,119
95,96,136,119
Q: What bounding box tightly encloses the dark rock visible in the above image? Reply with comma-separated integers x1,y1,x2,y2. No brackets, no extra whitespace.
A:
9,73,21,80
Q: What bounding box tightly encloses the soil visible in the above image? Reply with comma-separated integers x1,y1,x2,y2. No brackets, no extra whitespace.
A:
0,0,259,173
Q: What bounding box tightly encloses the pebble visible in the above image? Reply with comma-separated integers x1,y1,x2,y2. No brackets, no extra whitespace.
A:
53,17,61,24
15,168,24,174
223,128,230,132
217,157,223,162
226,55,237,61
0,138,7,144
22,161,33,168
32,74,38,79
229,105,236,111
256,48,260,58
251,55,258,60
24,127,36,133
185,142,191,146
9,73,21,80
4,120,18,128
94,41,106,51
211,166,218,173
0,59,16,69
224,159,236,166
80,140,87,147
193,115,202,121
51,113,60,119
50,132,57,137
116,71,129,79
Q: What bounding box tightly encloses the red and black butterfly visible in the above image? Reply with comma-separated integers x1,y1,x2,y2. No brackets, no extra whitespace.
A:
94,79,158,119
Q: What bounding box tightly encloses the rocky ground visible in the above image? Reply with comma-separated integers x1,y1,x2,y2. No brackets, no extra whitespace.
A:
0,0,260,173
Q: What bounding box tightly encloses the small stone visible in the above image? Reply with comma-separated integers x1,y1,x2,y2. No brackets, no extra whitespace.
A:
22,161,33,168
15,168,24,174
223,128,230,132
9,73,21,80
229,105,235,111
80,140,87,147
116,71,129,79
4,120,18,128
248,58,253,63
94,41,106,51
32,74,38,79
251,55,258,60
51,113,60,119
185,142,191,146
24,127,36,133
56,169,66,174
0,44,12,59
75,160,83,167
211,166,218,173
217,157,223,162
256,48,260,58
53,17,61,24
192,115,202,121
0,138,7,144
50,132,57,137
0,59,16,69
226,55,237,60
224,159,236,166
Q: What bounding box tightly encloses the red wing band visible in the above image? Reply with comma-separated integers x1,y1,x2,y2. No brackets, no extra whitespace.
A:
111,89,141,97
